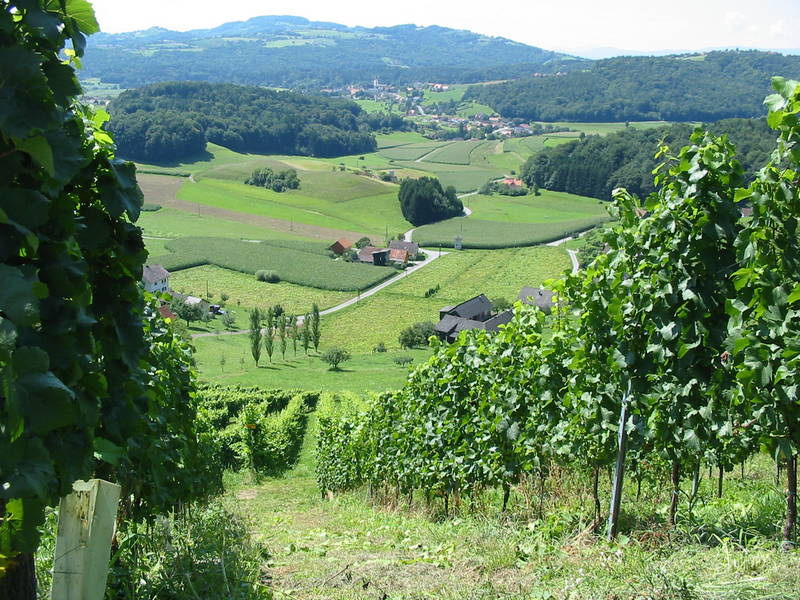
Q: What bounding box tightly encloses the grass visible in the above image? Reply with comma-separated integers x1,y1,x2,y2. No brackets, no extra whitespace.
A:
176,178,410,238
192,340,430,393
320,246,571,353
376,131,432,148
137,205,317,241
421,140,486,166
153,237,394,291
170,265,355,315
379,141,452,162
219,413,800,599
464,190,609,223
414,217,610,249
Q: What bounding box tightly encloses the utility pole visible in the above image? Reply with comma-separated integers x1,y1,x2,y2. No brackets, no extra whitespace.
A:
607,379,632,540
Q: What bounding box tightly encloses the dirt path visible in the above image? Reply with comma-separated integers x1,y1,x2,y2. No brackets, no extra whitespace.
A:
137,173,372,242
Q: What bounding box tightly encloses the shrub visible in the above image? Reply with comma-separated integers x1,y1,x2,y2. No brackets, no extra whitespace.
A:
255,269,280,283
221,312,236,330
141,203,162,211
374,342,387,353
221,292,229,302
394,355,414,367
321,348,351,370
491,297,511,312
398,321,436,349
354,236,372,249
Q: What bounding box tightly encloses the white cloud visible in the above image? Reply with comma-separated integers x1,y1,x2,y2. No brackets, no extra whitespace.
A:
724,11,746,27
771,19,786,34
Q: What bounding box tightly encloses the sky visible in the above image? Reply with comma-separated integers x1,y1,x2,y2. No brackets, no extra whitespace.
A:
89,0,800,57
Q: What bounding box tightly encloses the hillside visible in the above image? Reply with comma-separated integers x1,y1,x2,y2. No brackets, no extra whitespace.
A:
81,15,582,90
108,82,380,162
464,50,800,121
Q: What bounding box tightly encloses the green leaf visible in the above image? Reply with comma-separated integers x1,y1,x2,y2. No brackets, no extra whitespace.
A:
12,135,54,175
65,0,99,35
93,437,125,466
0,265,41,326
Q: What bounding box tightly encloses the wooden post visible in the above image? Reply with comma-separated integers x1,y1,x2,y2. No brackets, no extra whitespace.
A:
52,479,121,600
607,381,631,540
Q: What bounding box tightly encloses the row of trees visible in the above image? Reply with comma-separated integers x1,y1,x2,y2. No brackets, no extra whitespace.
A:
316,78,800,542
521,118,775,200
465,50,800,122
248,305,322,365
108,82,380,162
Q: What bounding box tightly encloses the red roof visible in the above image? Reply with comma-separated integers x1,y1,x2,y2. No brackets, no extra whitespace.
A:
158,304,178,321
389,248,409,263
329,238,353,254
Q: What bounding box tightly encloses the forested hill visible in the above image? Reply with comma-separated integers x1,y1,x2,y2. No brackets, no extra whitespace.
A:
82,15,581,90
465,51,800,122
108,82,388,163
521,118,775,201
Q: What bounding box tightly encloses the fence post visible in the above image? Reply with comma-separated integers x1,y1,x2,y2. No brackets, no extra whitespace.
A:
51,479,121,600
607,380,631,540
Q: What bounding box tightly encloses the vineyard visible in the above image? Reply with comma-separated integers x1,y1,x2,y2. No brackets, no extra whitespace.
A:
316,78,800,545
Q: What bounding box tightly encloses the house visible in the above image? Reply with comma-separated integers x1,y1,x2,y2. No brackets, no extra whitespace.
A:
389,248,410,264
389,240,420,255
158,304,178,322
502,177,525,188
329,238,353,255
142,264,170,293
435,294,510,342
357,246,390,266
518,286,555,314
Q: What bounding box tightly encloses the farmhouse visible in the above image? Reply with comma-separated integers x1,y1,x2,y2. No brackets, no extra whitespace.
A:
357,246,390,266
435,294,513,342
389,240,419,255
389,248,410,264
142,264,170,293
502,177,525,188
329,238,353,255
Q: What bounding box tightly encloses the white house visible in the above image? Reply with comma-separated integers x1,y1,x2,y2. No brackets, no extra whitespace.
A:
142,264,170,293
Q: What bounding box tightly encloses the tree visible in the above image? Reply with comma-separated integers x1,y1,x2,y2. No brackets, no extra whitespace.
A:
221,312,236,330
278,314,288,360
172,300,205,327
311,304,321,352
398,322,436,349
321,348,351,370
398,177,464,226
249,308,262,366
291,316,299,356
263,308,275,363
354,236,372,249
302,314,311,354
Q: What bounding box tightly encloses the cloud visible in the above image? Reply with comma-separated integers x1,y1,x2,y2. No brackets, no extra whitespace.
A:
724,11,746,27
771,20,786,35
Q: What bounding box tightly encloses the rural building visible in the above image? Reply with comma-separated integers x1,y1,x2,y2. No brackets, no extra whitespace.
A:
435,294,513,342
142,264,170,293
502,177,525,188
518,286,555,314
389,240,420,255
357,246,389,266
329,238,353,255
389,248,410,264
158,304,178,322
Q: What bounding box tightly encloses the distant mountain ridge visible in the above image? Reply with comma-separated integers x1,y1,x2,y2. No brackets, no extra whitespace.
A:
83,15,583,90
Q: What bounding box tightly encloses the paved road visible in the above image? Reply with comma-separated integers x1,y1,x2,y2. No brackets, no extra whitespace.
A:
191,248,447,339
567,249,580,274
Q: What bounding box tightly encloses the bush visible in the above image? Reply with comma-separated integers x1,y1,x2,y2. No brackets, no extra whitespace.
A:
141,203,162,211
255,269,280,283
245,167,300,192
354,236,372,249
321,348,351,370
374,342,387,353
491,297,511,312
394,355,414,367
398,321,436,349
221,312,236,330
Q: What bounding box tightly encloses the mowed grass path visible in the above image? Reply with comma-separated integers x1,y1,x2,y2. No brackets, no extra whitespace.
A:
222,414,799,599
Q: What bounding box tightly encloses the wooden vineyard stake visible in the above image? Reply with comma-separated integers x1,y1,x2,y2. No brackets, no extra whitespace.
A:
52,479,121,600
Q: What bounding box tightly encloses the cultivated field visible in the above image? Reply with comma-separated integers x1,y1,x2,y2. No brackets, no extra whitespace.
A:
465,190,610,223
414,217,609,249
153,237,394,291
